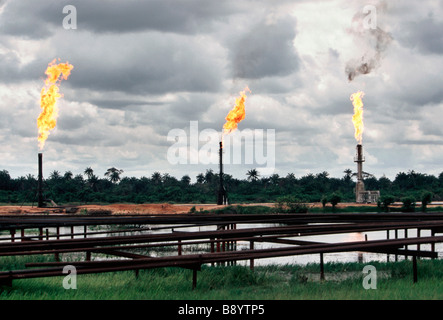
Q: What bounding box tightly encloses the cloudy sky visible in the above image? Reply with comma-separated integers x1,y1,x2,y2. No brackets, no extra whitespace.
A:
1,0,443,182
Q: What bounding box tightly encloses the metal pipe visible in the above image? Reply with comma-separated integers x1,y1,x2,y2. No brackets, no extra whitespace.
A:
4,212,443,231
355,144,364,180
8,236,440,285
38,153,44,208
3,220,443,253
354,144,365,202
413,255,418,283
217,141,226,205
320,253,325,280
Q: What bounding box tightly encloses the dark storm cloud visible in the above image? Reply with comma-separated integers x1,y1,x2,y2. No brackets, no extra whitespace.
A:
119,92,222,137
51,128,114,147
64,34,223,95
0,0,56,39
167,94,214,123
231,15,300,79
0,51,22,81
0,31,225,95
0,0,238,39
75,0,236,35
398,17,443,55
0,51,43,83
88,99,165,110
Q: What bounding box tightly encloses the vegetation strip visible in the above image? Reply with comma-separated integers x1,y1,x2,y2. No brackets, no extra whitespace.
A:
0,167,441,205
2,259,443,300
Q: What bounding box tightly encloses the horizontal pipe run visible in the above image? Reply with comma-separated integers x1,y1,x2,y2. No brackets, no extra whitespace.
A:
4,233,317,257
2,220,443,255
3,236,440,283
22,235,442,268
3,212,443,286
3,212,443,231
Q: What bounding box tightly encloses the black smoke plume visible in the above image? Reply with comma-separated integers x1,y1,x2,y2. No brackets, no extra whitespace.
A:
346,4,393,81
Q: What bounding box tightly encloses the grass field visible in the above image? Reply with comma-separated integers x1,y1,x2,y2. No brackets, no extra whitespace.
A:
1,255,443,300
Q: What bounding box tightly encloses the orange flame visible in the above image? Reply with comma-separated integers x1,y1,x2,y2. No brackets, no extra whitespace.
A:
37,59,73,150
223,86,250,136
350,91,364,144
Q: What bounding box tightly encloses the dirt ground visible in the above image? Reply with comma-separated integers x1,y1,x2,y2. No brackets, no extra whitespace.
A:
0,201,441,215
0,202,375,215
0,203,223,215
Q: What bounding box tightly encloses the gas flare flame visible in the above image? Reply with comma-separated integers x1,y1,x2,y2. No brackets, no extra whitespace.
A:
222,86,250,139
350,91,364,144
37,59,73,150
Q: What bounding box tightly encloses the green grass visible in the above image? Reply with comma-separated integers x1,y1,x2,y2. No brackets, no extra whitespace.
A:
309,206,380,213
2,255,443,300
196,205,275,215
196,204,443,215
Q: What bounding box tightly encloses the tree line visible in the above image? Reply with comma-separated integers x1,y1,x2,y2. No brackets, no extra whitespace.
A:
0,167,442,206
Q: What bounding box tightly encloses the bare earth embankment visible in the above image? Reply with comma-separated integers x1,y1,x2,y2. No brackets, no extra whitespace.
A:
1,201,442,215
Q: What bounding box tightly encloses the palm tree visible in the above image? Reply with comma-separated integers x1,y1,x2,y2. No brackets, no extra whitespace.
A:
260,176,270,188
49,170,61,180
246,169,259,182
204,169,215,184
0,170,10,190
286,173,296,180
162,173,177,186
181,175,191,186
196,173,205,184
284,173,296,187
84,167,94,179
151,172,162,185
88,174,99,191
270,173,280,185
63,171,73,180
316,171,330,180
104,167,124,184
343,169,353,182
74,174,84,182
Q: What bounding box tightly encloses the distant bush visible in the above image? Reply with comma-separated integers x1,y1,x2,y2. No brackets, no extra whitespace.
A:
421,191,433,212
329,193,342,210
275,195,309,213
401,196,416,212
380,195,395,212
83,209,113,216
321,196,328,208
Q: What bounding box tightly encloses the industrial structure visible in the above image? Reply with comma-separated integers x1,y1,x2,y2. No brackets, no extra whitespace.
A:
37,153,44,208
354,144,380,203
217,141,228,205
37,153,58,208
